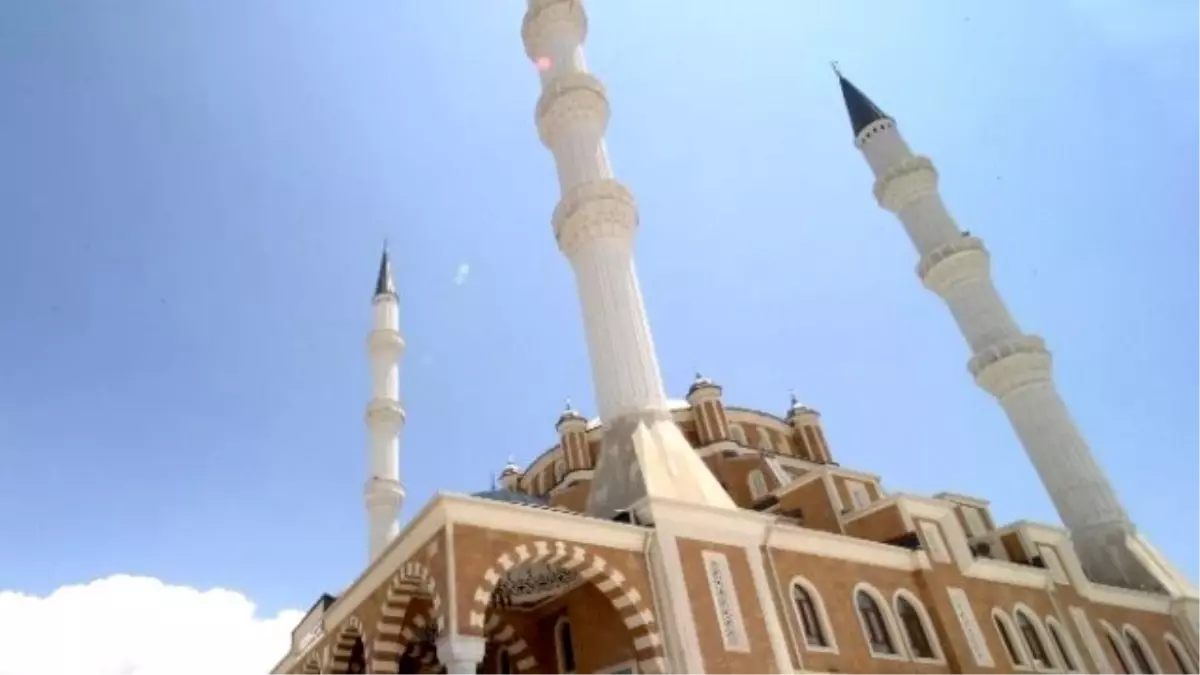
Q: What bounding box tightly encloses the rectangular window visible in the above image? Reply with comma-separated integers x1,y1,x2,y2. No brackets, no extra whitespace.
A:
962,507,988,538
919,521,952,564
947,587,994,668
1039,545,1069,584
701,551,749,652
846,480,872,510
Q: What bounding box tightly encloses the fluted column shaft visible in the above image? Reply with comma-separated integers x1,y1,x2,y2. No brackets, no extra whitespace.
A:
523,0,667,422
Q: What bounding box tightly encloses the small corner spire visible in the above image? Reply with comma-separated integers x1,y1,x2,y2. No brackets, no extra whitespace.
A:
832,64,891,137
789,389,799,407
374,242,397,298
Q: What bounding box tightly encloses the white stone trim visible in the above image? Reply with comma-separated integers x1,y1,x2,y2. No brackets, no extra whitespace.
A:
1121,623,1163,674
1098,619,1136,674
969,558,1050,589
992,608,1032,670
918,521,952,564
768,520,921,571
852,582,908,662
747,469,768,502
1068,605,1111,673
893,589,945,664
651,531,705,674
745,544,796,673
1164,633,1197,674
701,550,751,653
787,576,839,654
947,587,994,668
597,659,639,674
1044,616,1084,673
933,491,991,509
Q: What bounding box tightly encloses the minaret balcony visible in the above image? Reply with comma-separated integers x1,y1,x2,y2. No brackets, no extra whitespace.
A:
521,0,587,60
366,398,406,428
874,155,937,211
535,72,609,147
367,328,405,358
919,236,990,296
552,178,638,256
970,335,1052,398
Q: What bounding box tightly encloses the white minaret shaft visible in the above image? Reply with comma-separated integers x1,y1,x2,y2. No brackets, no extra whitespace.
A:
364,248,406,562
839,74,1156,589
522,0,734,518
522,0,665,422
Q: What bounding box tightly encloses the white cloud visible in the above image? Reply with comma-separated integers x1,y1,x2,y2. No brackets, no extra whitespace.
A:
0,575,302,675
453,263,470,286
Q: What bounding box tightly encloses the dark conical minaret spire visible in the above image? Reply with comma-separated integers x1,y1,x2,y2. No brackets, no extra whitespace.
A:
374,242,397,298
832,62,891,137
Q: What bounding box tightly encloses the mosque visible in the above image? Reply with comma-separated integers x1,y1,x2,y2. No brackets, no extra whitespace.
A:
270,1,1199,673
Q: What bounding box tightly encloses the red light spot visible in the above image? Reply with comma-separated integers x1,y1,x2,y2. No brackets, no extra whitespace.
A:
535,56,552,72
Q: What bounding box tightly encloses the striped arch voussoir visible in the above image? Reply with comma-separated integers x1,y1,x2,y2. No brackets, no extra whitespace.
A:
300,650,322,674
327,615,364,674
371,561,445,674
468,540,667,674
484,613,539,673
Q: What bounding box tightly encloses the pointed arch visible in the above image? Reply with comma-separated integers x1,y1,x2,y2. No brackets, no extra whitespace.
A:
1164,633,1197,674
1013,603,1052,669
1099,619,1134,674
1122,624,1162,674
992,608,1027,668
788,575,837,653
852,582,905,659
893,589,943,662
468,540,667,674
372,561,445,674
328,615,365,674
1044,616,1082,672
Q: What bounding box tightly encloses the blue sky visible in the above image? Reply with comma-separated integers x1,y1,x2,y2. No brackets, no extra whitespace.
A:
0,0,1196,662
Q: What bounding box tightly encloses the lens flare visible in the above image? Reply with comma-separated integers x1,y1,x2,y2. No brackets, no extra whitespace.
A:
535,56,552,72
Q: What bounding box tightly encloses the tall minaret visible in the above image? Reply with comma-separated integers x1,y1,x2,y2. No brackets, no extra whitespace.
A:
838,69,1160,591
364,246,406,562
521,0,734,518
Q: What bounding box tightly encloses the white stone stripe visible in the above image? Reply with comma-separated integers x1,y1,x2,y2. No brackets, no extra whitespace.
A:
634,632,662,651
516,655,537,672
495,625,515,642
639,656,667,673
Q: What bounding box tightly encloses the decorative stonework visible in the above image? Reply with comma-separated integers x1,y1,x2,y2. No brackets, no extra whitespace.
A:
917,235,988,288
371,560,446,674
485,614,541,673
552,179,638,257
701,550,750,653
468,540,667,674
873,155,938,212
327,614,364,674
536,71,610,147
970,335,1052,397
521,0,587,61
300,650,322,674
946,587,994,668
494,563,579,605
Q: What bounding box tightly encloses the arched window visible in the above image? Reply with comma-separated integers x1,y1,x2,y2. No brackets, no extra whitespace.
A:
896,595,936,660
1165,634,1197,674
498,649,512,675
1016,610,1050,668
1123,627,1159,674
555,616,577,674
856,589,897,655
993,611,1026,667
791,581,830,649
757,428,774,452
1046,619,1078,672
747,470,768,502
729,424,748,446
1106,631,1132,674
553,459,566,483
